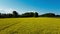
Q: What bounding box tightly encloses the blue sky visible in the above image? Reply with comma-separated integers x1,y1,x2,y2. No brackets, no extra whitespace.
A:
0,0,60,15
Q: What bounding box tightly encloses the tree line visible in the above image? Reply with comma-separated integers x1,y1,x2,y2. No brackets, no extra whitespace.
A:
0,11,60,18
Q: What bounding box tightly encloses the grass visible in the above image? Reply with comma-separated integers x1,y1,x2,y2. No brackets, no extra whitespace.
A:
0,18,60,34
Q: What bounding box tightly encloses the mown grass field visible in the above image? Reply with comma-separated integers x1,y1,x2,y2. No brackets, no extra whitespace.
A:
0,18,60,34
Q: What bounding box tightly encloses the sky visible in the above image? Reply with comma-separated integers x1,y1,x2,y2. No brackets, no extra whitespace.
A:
0,0,60,15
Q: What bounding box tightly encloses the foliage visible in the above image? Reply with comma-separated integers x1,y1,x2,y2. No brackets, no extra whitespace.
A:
13,11,19,17
40,13,55,17
0,11,60,18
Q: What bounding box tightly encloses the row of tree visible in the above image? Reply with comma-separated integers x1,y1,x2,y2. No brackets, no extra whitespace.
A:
0,11,60,18
0,11,38,18
0,11,19,18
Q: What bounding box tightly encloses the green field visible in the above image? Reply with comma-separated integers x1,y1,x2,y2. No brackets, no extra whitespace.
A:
0,18,60,34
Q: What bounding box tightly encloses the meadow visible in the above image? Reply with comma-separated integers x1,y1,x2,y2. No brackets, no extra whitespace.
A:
0,18,60,34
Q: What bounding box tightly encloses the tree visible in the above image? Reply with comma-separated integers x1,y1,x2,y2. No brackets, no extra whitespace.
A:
0,13,1,18
21,12,34,17
7,14,13,18
13,11,18,17
55,15,60,17
34,12,38,17
40,13,55,17
1,14,7,18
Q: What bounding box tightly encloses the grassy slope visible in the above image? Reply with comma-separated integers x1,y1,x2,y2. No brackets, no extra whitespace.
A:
0,18,60,34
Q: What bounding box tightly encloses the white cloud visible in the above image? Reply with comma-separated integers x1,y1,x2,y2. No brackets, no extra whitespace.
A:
0,8,18,14
0,8,38,14
27,11,36,12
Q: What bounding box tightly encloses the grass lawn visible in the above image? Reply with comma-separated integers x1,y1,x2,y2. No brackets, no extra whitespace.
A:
0,18,60,34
